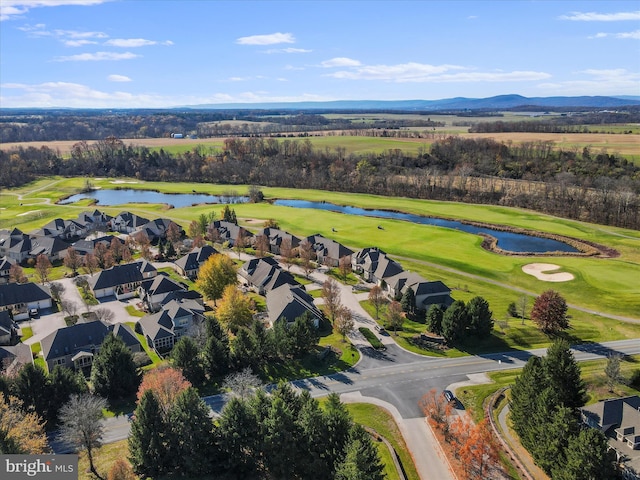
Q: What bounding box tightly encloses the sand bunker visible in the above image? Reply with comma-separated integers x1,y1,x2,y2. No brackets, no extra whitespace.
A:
110,180,139,184
522,263,574,282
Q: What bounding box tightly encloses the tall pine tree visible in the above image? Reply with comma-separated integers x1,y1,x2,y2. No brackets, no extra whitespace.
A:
91,333,139,401
128,390,168,478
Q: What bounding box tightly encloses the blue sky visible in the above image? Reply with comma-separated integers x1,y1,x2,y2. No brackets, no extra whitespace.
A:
1,0,639,108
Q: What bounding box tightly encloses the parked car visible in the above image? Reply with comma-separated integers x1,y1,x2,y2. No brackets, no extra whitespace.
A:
29,308,39,318
443,389,455,403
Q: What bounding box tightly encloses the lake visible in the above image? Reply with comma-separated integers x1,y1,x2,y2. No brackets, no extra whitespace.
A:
59,189,247,208
273,199,580,254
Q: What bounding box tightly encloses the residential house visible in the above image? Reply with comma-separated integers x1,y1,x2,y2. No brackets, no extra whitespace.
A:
0,310,17,345
75,210,112,232
72,235,124,256
111,212,150,234
0,228,33,262
240,257,299,295
138,298,205,353
0,343,32,375
256,228,301,255
136,218,180,243
209,220,254,247
88,260,157,299
0,282,52,321
304,234,353,267
384,269,453,308
29,235,71,262
0,256,16,284
40,320,140,372
139,274,187,312
173,245,218,279
266,284,323,328
352,247,403,285
581,396,640,479
34,218,87,240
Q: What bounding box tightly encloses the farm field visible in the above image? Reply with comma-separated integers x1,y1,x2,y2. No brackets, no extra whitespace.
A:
1,129,638,158
2,178,639,330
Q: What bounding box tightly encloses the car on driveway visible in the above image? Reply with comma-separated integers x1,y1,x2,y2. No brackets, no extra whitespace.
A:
29,308,39,318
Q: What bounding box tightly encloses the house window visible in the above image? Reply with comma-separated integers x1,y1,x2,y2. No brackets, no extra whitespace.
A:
155,337,174,350
54,358,66,365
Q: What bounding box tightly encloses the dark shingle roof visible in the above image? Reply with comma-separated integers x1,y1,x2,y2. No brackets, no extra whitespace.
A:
88,261,155,290
174,245,218,272
0,282,52,308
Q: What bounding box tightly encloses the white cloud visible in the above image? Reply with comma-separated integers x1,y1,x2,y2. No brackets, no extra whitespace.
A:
1,0,109,21
559,11,640,21
107,74,131,82
591,30,640,39
54,51,139,61
228,77,250,82
55,28,107,39
264,47,311,54
0,81,337,107
236,32,295,45
324,61,550,83
104,38,157,47
163,40,174,46
63,39,97,46
537,68,640,95
321,57,362,68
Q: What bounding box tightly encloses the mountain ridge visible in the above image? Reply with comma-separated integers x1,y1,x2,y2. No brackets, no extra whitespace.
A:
182,94,640,110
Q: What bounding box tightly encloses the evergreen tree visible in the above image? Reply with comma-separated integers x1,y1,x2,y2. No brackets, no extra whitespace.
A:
250,320,274,362
323,393,353,475
205,316,228,344
426,304,444,335
48,366,87,424
231,328,258,369
203,335,230,378
295,391,330,480
441,300,469,344
289,313,319,357
218,397,259,477
553,427,616,480
170,337,205,386
272,318,294,359
263,395,300,478
532,403,579,475
467,296,493,337
128,390,168,478
334,424,385,480
509,356,547,454
12,363,51,422
166,387,216,476
400,287,416,317
91,333,140,401
543,339,586,409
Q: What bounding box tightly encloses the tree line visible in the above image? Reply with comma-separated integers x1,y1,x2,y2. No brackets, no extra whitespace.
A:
1,134,638,228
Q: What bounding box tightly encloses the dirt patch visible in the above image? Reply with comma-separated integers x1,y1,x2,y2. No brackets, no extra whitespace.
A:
522,263,574,282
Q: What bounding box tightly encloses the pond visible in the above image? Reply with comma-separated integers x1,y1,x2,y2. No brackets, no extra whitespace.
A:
59,189,247,208
273,199,580,254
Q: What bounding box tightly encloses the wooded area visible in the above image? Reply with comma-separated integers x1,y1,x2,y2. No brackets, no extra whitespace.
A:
2,134,638,229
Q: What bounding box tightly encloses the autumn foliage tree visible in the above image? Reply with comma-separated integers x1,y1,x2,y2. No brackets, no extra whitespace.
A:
35,254,52,284
137,366,191,417
368,285,386,320
457,419,500,479
0,395,48,453
321,278,342,323
386,300,404,335
531,290,569,334
195,253,237,305
216,285,254,331
63,247,83,274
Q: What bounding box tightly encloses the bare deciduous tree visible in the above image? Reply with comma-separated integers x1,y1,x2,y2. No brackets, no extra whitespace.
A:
322,278,342,323
222,367,262,400
58,394,108,480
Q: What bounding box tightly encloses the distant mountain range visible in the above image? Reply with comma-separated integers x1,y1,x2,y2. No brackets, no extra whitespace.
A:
184,94,640,111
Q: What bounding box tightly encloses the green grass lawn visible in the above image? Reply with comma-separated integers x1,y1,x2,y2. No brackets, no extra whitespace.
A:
20,326,33,341
125,305,145,317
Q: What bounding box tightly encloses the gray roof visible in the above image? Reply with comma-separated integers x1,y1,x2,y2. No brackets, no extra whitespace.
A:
0,256,16,272
29,236,71,257
113,212,150,229
41,320,139,361
267,284,323,324
139,299,201,342
174,245,218,273
241,257,299,293
257,228,301,250
72,236,123,255
305,234,353,260
140,274,186,296
0,282,52,308
0,229,32,255
582,396,640,433
0,310,14,336
210,221,254,245
88,261,156,291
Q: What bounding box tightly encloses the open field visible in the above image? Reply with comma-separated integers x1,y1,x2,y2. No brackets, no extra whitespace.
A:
1,178,639,332
2,129,638,159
